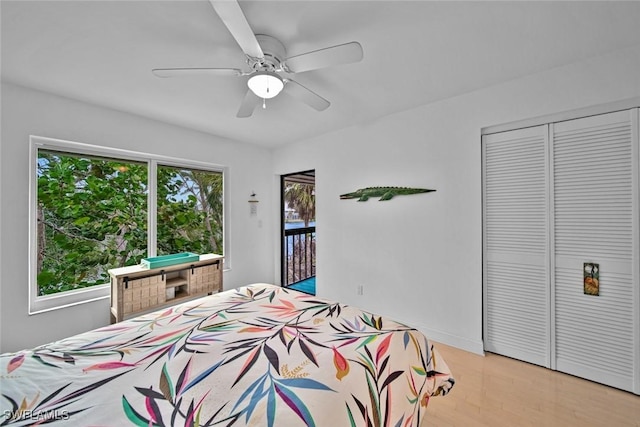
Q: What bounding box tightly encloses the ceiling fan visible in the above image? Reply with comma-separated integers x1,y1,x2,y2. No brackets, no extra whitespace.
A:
152,0,363,118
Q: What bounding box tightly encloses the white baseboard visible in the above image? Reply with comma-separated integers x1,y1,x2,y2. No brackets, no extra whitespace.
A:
411,322,484,355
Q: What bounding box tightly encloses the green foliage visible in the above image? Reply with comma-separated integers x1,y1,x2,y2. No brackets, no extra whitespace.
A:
37,152,223,296
156,166,223,256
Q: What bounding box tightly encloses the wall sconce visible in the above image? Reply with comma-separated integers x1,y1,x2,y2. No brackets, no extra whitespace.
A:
249,192,259,216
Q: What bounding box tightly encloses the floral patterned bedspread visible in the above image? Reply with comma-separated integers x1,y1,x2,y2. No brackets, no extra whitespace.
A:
1,284,454,426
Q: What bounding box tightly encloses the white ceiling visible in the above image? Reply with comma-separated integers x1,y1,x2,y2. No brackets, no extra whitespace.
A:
3,1,640,147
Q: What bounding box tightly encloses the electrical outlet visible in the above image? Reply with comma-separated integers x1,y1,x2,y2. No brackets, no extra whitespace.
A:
357,284,364,296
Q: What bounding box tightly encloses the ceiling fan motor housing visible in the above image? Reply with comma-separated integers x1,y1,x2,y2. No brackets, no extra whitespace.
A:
252,34,286,72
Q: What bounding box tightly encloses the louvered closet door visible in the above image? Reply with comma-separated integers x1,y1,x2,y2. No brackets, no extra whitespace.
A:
483,125,550,367
552,110,638,392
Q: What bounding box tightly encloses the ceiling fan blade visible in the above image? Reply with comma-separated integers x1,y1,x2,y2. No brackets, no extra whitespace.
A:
152,68,242,78
237,89,260,118
283,41,363,73
284,79,330,111
209,0,263,59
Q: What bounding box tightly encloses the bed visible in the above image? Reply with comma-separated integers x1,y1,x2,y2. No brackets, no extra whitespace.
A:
1,283,454,426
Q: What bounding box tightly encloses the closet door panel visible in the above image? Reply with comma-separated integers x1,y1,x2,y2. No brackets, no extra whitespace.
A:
483,125,550,367
553,110,637,392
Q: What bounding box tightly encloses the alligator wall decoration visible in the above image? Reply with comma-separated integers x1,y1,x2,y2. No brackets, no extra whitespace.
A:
340,187,436,201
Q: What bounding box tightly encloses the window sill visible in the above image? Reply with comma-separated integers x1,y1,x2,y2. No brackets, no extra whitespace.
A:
29,283,110,315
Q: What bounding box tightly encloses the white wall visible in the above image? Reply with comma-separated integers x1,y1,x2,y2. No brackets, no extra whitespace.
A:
0,83,274,353
4,43,640,356
273,44,640,354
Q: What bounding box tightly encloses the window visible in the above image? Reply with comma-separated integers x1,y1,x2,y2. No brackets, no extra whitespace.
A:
36,151,148,296
30,136,225,313
157,165,223,256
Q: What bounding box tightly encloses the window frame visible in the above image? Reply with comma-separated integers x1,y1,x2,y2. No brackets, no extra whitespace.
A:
29,135,228,314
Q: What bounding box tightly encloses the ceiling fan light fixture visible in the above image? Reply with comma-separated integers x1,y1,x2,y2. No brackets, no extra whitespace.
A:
247,72,284,99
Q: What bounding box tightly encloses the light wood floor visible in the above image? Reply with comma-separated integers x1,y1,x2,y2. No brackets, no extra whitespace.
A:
425,343,640,427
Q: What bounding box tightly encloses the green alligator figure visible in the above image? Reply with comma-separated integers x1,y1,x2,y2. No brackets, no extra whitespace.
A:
340,187,435,201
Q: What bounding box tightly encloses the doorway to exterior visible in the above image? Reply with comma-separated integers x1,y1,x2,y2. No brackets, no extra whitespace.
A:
281,170,316,295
